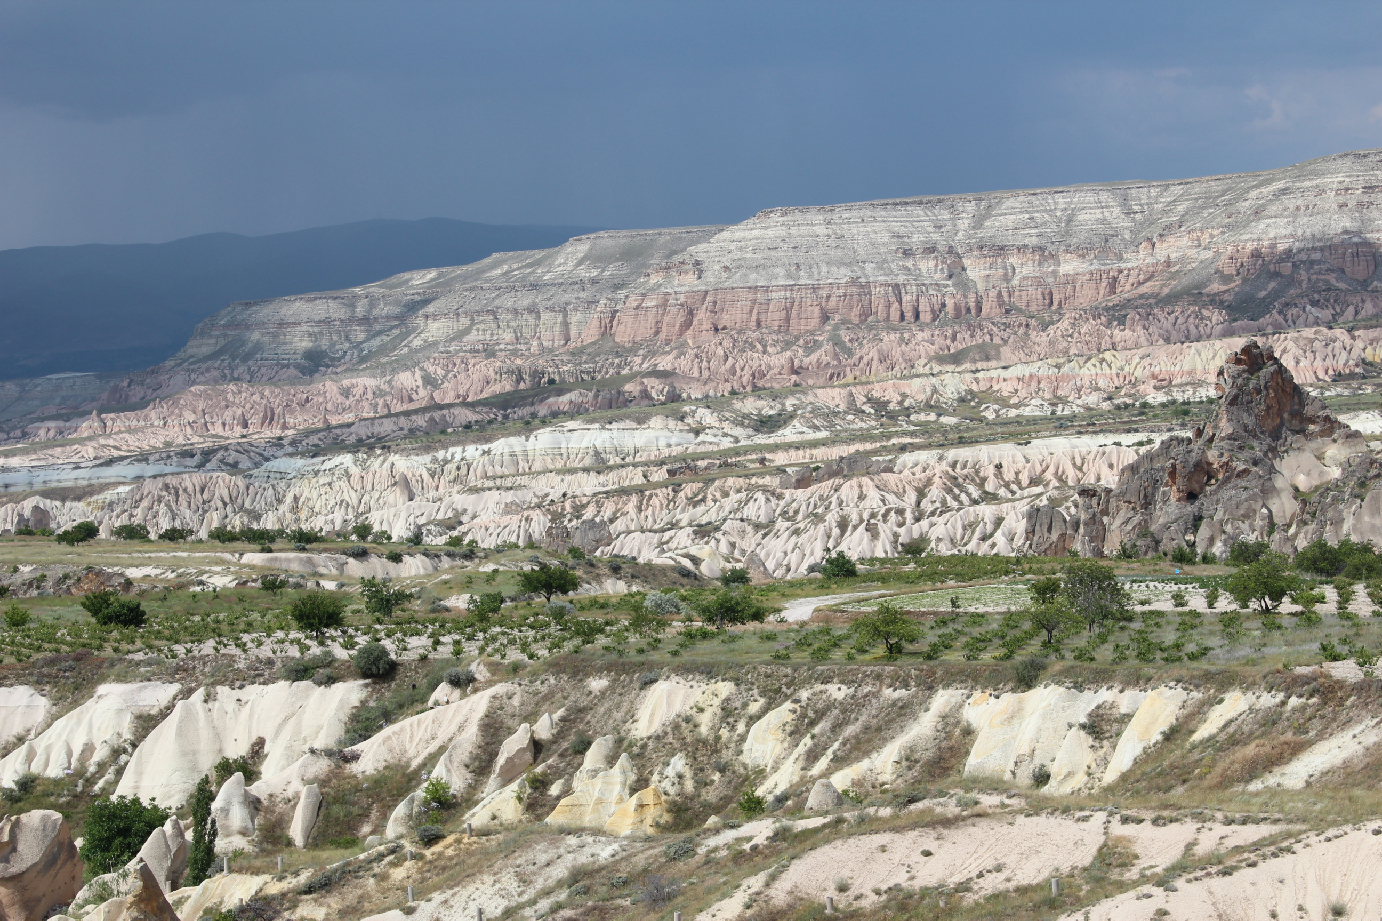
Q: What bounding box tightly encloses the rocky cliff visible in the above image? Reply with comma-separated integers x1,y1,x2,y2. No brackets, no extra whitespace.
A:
1025,340,1382,558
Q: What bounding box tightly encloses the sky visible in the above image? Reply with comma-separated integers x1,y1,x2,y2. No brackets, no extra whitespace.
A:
2,0,1382,250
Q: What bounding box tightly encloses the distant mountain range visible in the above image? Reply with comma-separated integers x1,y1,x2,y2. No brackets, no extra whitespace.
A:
0,218,599,379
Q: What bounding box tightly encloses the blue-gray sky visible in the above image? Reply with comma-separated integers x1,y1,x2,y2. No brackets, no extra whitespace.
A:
3,0,1382,250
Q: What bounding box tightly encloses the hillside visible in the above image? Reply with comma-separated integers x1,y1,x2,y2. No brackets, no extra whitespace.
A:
0,217,597,380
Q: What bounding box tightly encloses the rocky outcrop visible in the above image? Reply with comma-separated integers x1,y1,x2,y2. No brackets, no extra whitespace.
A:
0,687,49,747
86,860,179,921
385,792,424,841
805,779,844,812
1026,340,1379,558
0,683,180,789
484,724,534,794
210,773,260,854
0,810,80,921
289,783,322,848
546,737,636,832
116,680,366,808
350,684,510,793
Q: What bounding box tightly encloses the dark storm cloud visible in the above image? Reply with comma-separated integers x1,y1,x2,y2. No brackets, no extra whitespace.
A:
2,0,1381,249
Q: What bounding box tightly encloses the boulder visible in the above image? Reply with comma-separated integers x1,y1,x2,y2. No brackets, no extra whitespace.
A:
289,784,322,848
163,870,269,921
210,773,260,854
805,779,844,812
0,683,180,787
484,723,535,794
385,792,423,840
532,712,557,742
0,809,81,921
364,835,384,849
116,680,366,809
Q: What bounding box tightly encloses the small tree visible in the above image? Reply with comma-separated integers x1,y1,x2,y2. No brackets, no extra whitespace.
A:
187,775,217,886
1226,553,1300,613
1029,576,1062,606
1061,561,1132,633
719,567,751,587
80,795,170,876
54,521,99,546
466,591,504,622
259,574,289,596
517,562,580,603
81,590,146,628
1028,600,1076,645
737,790,766,819
359,576,412,618
157,526,192,542
351,521,374,542
354,641,395,678
900,535,931,556
112,523,150,541
1227,539,1270,566
2,604,29,629
695,589,770,630
289,591,346,634
821,552,858,579
852,600,921,657
643,591,683,617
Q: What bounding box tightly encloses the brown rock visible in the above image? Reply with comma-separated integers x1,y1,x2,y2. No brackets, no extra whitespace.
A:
0,809,81,921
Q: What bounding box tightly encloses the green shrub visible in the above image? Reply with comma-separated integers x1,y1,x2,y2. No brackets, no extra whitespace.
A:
1228,539,1270,566
444,667,474,689
1031,763,1051,786
415,825,445,846
353,641,395,679
1013,657,1048,691
821,552,858,579
384,550,404,564
719,567,751,587
157,527,192,542
466,592,504,621
1201,549,1217,564
259,574,289,596
1205,586,1220,609
81,591,146,628
80,796,171,875
566,546,587,560
54,521,99,545
289,592,346,633
1170,545,1196,565
1170,590,1188,608
737,790,767,819
663,838,695,860
2,604,29,629
359,577,412,619
421,777,453,810
280,651,335,683
112,523,150,540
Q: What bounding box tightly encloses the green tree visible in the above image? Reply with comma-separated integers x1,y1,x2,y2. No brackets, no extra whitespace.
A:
351,521,374,542
517,562,580,603
1226,552,1300,613
465,591,504,622
1028,600,1076,644
1061,561,1132,633
1227,539,1270,566
2,604,29,629
695,589,770,630
1029,576,1062,606
80,795,170,875
112,523,150,540
353,641,395,678
719,567,751,587
852,600,921,656
157,527,192,542
359,576,412,618
288,591,346,634
259,574,289,596
821,552,858,579
81,590,146,628
54,520,99,545
187,775,217,887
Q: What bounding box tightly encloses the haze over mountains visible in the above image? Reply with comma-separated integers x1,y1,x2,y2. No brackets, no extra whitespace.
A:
0,218,598,380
